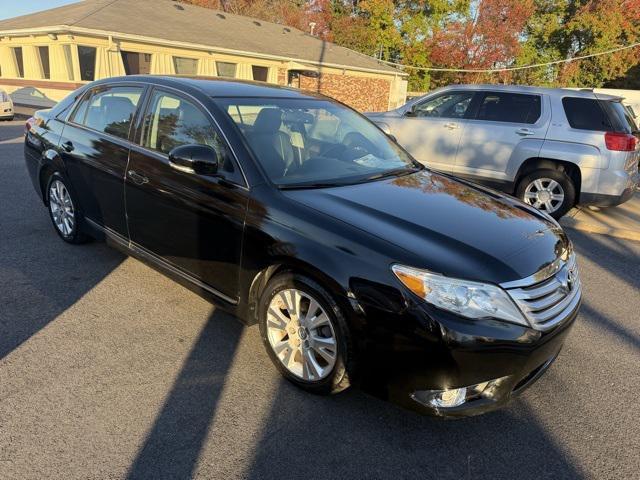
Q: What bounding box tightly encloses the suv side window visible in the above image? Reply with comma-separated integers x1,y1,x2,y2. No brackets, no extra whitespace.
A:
71,86,143,139
562,97,613,131
142,89,236,176
476,92,541,124
411,92,474,119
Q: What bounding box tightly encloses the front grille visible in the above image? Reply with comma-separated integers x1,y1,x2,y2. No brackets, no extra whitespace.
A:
502,252,581,331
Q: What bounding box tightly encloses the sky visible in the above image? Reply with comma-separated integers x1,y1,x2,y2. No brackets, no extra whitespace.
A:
0,0,82,21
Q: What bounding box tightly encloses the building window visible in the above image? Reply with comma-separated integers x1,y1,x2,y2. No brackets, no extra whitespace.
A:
12,47,24,78
38,46,51,79
63,45,75,81
121,51,152,75
216,61,236,78
78,46,97,81
252,65,269,82
173,57,198,75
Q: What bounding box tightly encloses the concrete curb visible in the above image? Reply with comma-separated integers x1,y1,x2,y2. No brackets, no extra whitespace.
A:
560,217,640,242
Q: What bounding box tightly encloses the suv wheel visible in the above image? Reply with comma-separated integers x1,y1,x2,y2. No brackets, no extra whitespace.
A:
516,169,576,219
258,273,353,394
46,173,89,244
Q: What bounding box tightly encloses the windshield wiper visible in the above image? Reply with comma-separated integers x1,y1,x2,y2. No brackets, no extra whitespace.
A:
358,166,421,183
278,182,347,190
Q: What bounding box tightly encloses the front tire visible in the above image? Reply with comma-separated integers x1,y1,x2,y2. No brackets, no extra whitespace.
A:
516,169,576,219
258,273,353,394
46,172,89,244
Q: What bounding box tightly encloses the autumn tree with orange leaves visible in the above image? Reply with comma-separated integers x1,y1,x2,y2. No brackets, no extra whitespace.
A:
181,0,640,91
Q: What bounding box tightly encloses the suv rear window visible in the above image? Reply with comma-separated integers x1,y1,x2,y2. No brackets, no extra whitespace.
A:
601,100,638,134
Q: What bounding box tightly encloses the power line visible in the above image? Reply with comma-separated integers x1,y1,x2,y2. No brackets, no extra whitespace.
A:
376,41,640,73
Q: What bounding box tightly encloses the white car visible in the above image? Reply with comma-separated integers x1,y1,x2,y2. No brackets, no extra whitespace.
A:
0,88,14,120
368,85,639,218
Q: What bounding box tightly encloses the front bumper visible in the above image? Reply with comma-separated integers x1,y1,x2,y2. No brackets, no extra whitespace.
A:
358,296,580,418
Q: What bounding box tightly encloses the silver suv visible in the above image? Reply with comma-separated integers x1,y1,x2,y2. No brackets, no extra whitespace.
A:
368,85,640,218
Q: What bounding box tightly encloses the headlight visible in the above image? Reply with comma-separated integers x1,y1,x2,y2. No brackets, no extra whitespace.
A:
392,265,528,326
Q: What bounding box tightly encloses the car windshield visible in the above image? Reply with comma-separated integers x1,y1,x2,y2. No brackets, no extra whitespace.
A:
214,97,420,187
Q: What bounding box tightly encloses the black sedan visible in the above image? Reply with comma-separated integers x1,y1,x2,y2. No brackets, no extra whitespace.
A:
24,76,581,416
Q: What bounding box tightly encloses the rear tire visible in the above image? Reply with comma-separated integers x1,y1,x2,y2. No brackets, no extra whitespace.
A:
46,172,89,244
516,169,576,219
258,272,354,395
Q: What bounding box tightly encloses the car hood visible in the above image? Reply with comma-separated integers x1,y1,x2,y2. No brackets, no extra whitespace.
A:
282,170,568,284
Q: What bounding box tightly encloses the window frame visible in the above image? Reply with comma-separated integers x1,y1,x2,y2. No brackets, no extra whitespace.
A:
215,61,237,78
409,90,478,120
135,85,248,189
468,91,543,125
121,50,153,76
173,56,200,76
12,47,24,78
251,65,269,82
67,82,148,143
77,45,97,82
37,46,51,80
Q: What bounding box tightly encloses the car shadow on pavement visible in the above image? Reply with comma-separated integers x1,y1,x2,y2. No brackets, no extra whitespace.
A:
126,309,243,480
123,314,586,480
0,119,126,361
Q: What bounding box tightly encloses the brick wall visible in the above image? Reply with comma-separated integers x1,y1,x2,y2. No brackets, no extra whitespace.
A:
277,69,391,112
298,72,391,112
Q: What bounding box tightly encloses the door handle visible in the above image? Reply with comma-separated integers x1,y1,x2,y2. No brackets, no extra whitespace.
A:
127,170,148,185
516,128,535,136
444,122,459,130
61,141,74,152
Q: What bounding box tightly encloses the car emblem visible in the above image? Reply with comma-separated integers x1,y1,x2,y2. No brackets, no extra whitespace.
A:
567,267,577,291
557,266,570,292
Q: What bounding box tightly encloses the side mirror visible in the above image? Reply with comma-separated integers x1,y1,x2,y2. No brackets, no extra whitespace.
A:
168,144,218,176
404,105,417,117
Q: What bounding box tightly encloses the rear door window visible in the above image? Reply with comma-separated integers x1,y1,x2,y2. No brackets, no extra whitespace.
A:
71,86,144,139
475,92,541,124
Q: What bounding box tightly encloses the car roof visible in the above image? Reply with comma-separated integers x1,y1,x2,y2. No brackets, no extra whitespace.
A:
433,84,623,101
95,75,329,100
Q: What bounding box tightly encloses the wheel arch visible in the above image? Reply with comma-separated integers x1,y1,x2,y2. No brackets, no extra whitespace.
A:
515,157,582,196
244,258,353,327
38,149,67,205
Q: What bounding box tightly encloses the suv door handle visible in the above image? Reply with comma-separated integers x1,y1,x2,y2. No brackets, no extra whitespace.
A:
127,170,148,185
61,141,74,152
516,128,535,136
444,122,459,130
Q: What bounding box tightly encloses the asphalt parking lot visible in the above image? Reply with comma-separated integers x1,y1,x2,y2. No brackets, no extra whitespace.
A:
1,118,639,479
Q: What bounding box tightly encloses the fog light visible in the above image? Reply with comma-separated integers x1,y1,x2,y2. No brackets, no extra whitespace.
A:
412,376,511,410
431,387,467,408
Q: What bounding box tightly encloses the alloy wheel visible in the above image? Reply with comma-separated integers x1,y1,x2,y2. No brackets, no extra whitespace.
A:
49,179,75,237
266,288,337,381
523,178,565,213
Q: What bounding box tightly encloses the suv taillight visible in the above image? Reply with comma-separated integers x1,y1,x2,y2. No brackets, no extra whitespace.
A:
605,132,638,151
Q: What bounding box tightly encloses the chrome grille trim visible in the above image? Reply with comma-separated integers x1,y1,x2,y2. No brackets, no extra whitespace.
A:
502,252,581,331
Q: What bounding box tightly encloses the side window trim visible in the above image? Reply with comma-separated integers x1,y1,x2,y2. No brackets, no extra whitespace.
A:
66,82,148,142
137,85,248,189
